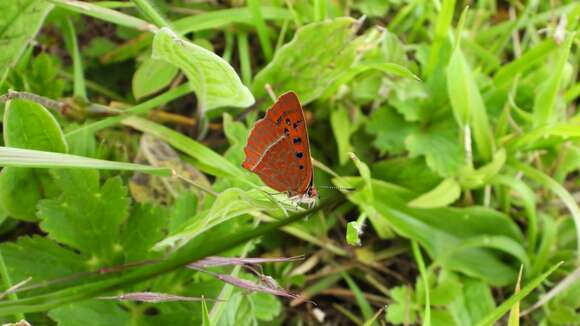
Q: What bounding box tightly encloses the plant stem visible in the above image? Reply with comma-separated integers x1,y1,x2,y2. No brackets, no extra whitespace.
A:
0,248,25,321
131,0,171,29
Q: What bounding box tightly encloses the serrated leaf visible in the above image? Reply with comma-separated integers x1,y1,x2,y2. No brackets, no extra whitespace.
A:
366,107,416,155
0,236,86,287
0,99,66,221
408,178,461,208
152,27,254,112
252,17,358,104
406,122,464,177
48,300,130,326
38,171,130,265
0,0,53,85
122,204,167,262
132,57,178,99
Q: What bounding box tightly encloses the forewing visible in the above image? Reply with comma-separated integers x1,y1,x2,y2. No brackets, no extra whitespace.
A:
242,91,313,195
263,92,313,194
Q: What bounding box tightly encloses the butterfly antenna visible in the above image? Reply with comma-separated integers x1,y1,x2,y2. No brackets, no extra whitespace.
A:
318,185,354,192
172,170,219,197
265,84,277,101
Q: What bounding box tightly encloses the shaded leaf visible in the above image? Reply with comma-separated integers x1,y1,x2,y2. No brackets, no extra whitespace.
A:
0,0,53,85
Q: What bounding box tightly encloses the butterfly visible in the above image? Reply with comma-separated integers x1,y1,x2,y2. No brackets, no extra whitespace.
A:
242,91,317,206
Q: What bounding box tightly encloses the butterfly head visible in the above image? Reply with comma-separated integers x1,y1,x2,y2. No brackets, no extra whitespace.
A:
307,185,318,199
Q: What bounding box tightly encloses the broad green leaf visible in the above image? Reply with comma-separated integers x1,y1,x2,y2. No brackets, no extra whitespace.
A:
38,171,130,266
152,27,254,112
405,122,464,177
132,57,178,99
2,100,67,154
446,46,494,161
0,0,53,85
408,178,460,208
372,157,441,194
533,33,574,127
0,147,171,176
347,178,523,286
0,99,66,221
252,17,359,104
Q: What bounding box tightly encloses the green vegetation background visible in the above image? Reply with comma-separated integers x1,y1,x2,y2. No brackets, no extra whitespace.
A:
0,0,578,325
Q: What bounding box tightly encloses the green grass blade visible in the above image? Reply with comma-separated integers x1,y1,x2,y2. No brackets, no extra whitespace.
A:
507,266,523,326
341,272,375,322
65,83,193,139
122,116,245,180
426,0,456,76
0,147,171,176
493,39,557,89
412,241,430,326
62,18,87,100
237,31,252,86
532,33,575,127
131,0,170,28
512,161,580,262
248,0,273,61
475,262,562,326
48,0,155,32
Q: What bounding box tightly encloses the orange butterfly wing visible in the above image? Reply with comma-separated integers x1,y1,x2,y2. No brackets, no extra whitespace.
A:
242,92,313,196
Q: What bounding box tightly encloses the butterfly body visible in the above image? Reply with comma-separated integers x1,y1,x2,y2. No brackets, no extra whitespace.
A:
242,92,317,206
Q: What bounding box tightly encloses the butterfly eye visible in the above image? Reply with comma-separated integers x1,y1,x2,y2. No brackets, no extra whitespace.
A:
283,128,290,136
295,152,303,159
285,118,291,125
293,137,301,144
